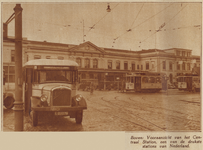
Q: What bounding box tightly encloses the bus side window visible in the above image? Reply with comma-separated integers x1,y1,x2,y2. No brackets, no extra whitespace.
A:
33,70,38,83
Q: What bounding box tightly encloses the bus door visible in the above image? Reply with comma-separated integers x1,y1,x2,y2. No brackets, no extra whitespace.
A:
185,77,192,91
24,67,33,115
134,77,141,91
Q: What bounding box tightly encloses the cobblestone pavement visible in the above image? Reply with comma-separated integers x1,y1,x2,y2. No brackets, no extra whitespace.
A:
2,89,201,131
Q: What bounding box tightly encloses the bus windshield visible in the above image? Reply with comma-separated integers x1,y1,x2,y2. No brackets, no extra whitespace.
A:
34,70,77,83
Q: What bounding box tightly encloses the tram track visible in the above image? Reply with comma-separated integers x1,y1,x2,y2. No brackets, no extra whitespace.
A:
111,95,200,123
86,96,166,131
96,95,200,129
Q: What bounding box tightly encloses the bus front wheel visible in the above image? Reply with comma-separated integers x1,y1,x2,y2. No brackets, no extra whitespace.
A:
75,111,83,124
4,96,14,109
31,111,38,126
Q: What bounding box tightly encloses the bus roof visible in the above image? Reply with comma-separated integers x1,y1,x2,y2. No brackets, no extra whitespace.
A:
23,59,79,67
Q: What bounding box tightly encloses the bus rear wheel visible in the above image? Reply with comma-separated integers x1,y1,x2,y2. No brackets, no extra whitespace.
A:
4,96,14,109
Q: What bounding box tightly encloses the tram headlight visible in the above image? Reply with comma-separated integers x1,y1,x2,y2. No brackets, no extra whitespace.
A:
41,94,48,102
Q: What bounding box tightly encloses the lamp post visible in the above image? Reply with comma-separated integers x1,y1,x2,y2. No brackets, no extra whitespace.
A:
14,4,23,131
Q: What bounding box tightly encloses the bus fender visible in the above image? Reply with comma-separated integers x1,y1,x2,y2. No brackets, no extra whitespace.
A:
72,94,87,107
31,96,41,107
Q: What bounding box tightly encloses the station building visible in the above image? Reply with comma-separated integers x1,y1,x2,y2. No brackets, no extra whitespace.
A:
3,37,200,91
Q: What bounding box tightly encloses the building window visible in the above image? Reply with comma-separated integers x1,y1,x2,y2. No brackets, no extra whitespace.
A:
93,59,98,68
146,61,149,70
137,65,139,70
58,56,64,60
108,60,112,69
85,58,90,68
3,65,15,83
11,50,15,62
169,62,173,70
46,56,51,59
187,52,191,57
141,65,143,70
116,61,120,70
151,61,155,70
89,73,94,79
163,61,166,70
76,58,81,68
131,62,135,71
182,62,185,70
34,55,41,59
124,61,128,70
177,62,180,70
182,51,185,57
187,63,190,70
81,73,86,79
176,51,180,56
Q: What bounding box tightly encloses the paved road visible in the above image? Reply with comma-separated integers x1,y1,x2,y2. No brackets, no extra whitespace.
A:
3,89,201,131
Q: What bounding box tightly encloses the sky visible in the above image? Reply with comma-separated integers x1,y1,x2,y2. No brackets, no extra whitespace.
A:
2,2,202,55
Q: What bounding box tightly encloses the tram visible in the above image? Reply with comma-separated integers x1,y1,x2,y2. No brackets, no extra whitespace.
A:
125,72,165,92
177,73,200,92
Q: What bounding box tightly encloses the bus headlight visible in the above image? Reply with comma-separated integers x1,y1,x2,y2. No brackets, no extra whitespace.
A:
41,94,48,102
76,94,82,102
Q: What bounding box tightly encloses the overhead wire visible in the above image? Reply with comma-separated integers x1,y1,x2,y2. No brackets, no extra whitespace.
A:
140,4,188,44
86,3,119,35
112,3,173,46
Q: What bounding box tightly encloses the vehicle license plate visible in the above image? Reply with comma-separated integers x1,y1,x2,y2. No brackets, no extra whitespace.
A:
55,112,68,116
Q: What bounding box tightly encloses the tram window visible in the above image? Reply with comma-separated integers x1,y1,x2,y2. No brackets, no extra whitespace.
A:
149,77,155,83
127,77,130,82
142,77,148,83
178,77,184,82
131,77,134,83
156,77,161,83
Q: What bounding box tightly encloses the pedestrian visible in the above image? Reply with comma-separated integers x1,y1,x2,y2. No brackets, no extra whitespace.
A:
90,82,94,94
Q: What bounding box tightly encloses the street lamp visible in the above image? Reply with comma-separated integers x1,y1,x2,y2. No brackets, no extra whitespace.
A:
106,4,111,12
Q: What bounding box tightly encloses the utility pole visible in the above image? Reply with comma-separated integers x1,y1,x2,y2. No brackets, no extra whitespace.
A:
14,4,23,131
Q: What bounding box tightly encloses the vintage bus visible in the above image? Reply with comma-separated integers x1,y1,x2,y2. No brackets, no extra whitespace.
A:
23,59,87,126
125,72,165,92
177,73,200,92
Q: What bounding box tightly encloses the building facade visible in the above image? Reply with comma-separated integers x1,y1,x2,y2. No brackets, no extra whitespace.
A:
3,38,200,91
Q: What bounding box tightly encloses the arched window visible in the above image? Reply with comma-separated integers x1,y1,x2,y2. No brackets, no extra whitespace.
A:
108,60,112,69
116,60,120,69
93,59,98,68
131,62,135,71
85,58,90,68
76,58,81,68
124,61,128,70
182,62,185,70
